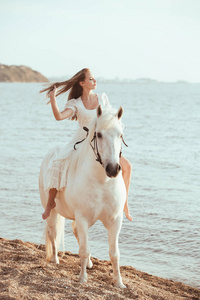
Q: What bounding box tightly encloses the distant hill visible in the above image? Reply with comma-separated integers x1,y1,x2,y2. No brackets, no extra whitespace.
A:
0,64,48,82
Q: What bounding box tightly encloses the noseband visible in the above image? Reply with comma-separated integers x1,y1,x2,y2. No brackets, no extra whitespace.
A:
74,126,128,166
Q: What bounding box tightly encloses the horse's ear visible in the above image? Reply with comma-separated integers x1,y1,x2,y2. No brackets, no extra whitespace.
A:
97,105,102,118
117,106,123,119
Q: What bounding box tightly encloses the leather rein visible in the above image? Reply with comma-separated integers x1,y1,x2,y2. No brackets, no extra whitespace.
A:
74,126,128,166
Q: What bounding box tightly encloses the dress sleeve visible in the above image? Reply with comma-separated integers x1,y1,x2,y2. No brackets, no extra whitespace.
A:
101,92,111,108
64,99,78,119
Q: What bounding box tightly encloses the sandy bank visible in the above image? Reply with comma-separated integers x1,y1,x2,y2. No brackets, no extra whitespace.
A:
0,238,199,299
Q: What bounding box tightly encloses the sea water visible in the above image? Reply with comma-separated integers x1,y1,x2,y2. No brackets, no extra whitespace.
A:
0,82,199,288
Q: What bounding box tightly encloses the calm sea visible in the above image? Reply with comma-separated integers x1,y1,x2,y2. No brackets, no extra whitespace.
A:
0,82,200,288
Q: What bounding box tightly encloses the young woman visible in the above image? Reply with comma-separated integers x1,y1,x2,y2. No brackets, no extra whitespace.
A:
40,68,132,221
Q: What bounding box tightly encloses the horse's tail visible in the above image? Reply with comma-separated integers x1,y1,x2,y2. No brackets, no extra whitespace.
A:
45,214,65,261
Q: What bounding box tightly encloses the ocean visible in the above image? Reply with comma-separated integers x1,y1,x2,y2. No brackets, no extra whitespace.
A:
0,82,199,288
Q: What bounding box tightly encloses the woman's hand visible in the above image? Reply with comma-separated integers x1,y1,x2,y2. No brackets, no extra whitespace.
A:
49,85,57,98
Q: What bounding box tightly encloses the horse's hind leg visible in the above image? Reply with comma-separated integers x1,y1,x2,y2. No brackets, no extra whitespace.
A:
107,217,126,288
72,221,79,244
45,209,59,264
72,221,93,270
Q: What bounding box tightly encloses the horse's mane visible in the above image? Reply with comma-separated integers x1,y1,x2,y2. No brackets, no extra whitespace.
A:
68,107,123,175
96,107,123,131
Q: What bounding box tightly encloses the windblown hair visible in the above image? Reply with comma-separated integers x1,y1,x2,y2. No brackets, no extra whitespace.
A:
40,68,90,101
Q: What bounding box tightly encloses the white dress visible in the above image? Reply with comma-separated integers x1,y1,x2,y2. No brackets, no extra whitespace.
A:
43,93,110,192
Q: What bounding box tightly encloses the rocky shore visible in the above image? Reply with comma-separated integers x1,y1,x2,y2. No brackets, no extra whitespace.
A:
0,238,199,299
0,64,48,82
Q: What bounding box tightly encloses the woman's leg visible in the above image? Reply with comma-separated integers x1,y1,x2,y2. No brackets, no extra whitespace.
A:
120,155,132,221
42,188,57,220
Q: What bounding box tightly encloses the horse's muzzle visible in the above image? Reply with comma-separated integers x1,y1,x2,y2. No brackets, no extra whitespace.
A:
105,163,121,178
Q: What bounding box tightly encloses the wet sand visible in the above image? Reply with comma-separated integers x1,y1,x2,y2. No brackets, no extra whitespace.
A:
0,237,199,300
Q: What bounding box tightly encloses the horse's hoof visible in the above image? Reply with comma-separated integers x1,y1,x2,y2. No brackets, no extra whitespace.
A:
51,256,59,264
78,275,87,283
87,259,93,269
114,281,126,288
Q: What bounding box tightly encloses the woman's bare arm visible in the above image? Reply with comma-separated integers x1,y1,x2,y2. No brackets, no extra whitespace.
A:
49,86,74,121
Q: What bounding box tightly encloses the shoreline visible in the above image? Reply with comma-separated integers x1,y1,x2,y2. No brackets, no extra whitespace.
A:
0,238,199,299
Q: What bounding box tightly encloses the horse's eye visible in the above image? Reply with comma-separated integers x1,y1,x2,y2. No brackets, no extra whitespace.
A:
97,132,102,138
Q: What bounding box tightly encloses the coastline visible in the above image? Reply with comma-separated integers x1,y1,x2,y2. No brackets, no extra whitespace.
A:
0,238,199,299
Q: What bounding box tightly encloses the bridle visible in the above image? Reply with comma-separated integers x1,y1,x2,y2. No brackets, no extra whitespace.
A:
74,126,128,166
90,131,103,165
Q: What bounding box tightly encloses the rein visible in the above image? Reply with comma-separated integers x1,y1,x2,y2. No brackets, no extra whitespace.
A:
90,131,103,165
74,127,89,150
74,126,128,166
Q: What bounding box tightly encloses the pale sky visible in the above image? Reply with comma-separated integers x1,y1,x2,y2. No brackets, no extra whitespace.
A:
1,0,200,82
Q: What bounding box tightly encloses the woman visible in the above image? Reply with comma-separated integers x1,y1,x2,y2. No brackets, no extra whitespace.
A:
40,68,132,221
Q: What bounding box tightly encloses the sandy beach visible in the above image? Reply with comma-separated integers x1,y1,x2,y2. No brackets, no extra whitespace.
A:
0,238,199,300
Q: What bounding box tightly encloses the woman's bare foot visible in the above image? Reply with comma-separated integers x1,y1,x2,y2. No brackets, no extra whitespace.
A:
124,203,132,221
42,199,56,220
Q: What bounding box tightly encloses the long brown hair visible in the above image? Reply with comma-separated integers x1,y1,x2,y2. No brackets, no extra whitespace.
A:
40,68,90,101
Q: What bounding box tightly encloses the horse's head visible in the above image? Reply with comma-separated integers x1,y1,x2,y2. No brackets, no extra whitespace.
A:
93,105,124,178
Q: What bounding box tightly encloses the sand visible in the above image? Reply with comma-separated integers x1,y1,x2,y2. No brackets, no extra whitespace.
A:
0,237,199,300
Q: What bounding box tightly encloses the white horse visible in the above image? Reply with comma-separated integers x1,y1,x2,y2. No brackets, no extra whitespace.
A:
39,105,127,288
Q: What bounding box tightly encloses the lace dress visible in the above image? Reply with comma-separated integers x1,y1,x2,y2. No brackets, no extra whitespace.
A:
43,93,110,192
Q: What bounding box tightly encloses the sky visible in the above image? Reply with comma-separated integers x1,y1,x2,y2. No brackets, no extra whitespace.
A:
0,0,200,82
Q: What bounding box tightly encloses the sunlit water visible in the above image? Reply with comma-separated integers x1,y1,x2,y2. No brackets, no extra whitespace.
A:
0,82,200,288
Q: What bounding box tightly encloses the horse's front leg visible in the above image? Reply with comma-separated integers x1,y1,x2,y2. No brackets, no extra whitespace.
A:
107,217,126,288
75,217,90,283
72,221,93,269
